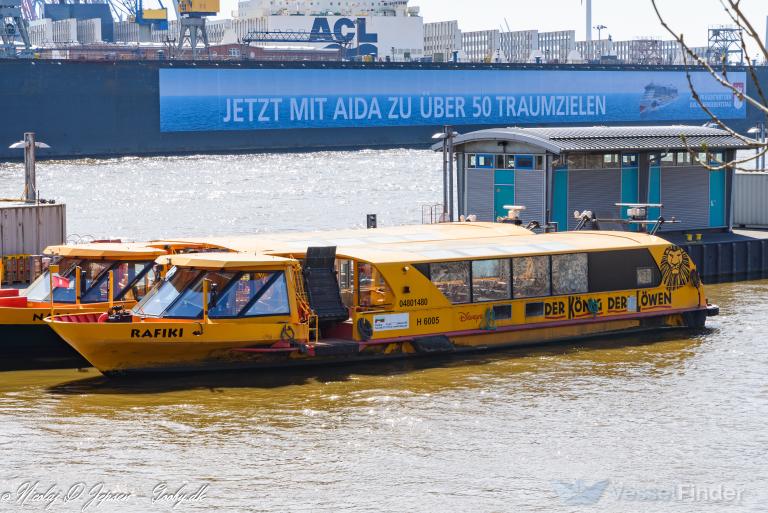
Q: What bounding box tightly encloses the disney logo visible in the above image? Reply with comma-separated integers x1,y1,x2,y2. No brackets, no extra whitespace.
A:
459,312,482,322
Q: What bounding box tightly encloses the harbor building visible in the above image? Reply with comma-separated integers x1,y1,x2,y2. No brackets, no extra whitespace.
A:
461,29,501,63
438,126,754,234
500,30,538,64
423,20,461,62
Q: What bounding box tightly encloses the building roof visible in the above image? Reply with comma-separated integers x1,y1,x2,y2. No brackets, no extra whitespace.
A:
437,125,758,154
330,231,671,264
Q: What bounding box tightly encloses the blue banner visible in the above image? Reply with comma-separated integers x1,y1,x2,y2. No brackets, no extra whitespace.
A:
159,68,747,132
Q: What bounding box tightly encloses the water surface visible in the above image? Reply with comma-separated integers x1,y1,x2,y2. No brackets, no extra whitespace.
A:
0,152,765,512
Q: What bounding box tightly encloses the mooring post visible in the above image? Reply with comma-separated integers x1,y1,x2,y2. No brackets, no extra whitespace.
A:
10,132,49,203
24,132,36,203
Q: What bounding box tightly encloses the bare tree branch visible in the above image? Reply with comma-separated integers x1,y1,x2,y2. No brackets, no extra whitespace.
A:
650,0,768,116
650,0,766,171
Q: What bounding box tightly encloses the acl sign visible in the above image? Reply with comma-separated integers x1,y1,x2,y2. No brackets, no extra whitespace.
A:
309,17,379,45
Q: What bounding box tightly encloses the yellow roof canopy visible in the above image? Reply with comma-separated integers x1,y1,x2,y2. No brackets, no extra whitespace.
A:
328,231,671,264
157,252,297,270
45,242,169,260
172,222,533,254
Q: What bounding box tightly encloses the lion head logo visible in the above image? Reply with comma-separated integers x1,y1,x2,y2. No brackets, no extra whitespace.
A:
660,245,691,291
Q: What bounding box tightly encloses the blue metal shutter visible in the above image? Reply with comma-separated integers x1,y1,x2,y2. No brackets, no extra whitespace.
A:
466,169,495,221
567,169,621,229
514,170,546,226
660,167,710,232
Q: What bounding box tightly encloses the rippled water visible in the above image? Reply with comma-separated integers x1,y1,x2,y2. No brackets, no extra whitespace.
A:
0,150,442,241
0,152,766,512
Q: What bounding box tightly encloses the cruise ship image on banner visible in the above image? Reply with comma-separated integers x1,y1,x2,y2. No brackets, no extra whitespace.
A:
639,83,679,114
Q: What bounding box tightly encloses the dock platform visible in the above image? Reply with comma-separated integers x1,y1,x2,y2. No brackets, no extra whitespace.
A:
666,229,768,282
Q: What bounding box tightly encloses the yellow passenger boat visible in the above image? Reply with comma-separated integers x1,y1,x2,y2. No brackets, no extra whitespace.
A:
47,230,718,375
2,222,529,369
0,240,223,366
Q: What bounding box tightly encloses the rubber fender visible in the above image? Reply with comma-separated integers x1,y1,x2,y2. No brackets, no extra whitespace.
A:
410,335,455,354
357,318,373,341
682,310,707,329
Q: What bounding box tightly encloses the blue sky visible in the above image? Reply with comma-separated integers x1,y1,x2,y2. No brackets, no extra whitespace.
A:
211,0,766,58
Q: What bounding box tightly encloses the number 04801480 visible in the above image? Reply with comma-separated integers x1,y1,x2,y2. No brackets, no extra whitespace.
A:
399,298,428,308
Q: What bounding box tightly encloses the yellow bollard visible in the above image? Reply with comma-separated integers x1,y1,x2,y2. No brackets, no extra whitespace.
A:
75,266,82,306
49,264,59,317
108,270,115,309
202,278,210,324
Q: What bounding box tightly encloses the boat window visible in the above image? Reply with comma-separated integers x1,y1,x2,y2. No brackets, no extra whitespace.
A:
23,257,79,301
82,261,154,302
164,271,237,319
430,261,470,304
357,263,394,307
133,267,201,317
512,256,550,299
208,272,275,318
49,260,112,303
413,263,431,280
336,259,354,307
244,273,291,317
551,254,588,295
471,259,511,302
122,263,158,301
588,250,661,292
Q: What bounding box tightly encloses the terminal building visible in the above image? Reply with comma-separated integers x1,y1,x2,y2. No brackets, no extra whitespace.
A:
438,126,756,234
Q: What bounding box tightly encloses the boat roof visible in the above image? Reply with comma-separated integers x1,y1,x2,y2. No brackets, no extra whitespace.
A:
157,252,296,270
174,222,532,253
45,242,170,259
44,239,231,259
326,231,672,264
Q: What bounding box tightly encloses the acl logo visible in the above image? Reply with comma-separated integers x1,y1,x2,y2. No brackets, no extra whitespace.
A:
310,17,379,56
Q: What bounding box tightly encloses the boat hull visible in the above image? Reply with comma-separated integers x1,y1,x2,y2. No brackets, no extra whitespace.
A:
48,308,710,376
0,324,88,369
0,303,121,368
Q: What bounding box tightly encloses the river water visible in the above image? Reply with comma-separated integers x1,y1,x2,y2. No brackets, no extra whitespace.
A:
0,152,766,512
